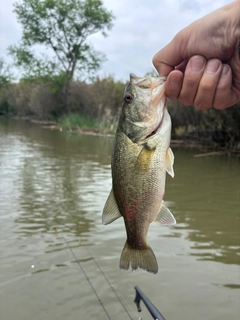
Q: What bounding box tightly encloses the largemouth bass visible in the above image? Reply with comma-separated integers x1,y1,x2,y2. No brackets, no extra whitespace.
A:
102,74,176,274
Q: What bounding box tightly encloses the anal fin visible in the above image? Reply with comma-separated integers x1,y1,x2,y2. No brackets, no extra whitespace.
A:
154,201,176,225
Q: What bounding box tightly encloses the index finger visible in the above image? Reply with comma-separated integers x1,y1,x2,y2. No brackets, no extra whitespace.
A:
152,39,185,76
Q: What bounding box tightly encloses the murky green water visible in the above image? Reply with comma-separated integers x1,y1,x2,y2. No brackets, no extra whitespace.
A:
0,117,239,320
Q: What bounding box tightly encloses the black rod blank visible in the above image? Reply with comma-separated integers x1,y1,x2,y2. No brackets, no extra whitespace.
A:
134,286,166,320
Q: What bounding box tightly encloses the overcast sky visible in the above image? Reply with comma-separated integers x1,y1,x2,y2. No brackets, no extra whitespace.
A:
0,0,234,81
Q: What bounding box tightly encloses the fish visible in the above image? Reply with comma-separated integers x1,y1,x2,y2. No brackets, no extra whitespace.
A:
102,73,176,274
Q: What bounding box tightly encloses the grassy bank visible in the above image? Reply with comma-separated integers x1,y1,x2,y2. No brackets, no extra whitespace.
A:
58,113,118,135
1,77,240,153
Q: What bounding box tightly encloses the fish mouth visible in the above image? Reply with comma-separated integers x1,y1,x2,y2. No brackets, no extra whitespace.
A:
130,73,167,88
144,112,164,140
128,74,167,145
141,97,166,143
145,127,159,139
134,112,164,146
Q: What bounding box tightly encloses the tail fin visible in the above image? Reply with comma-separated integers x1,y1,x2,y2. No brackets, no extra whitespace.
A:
119,241,158,274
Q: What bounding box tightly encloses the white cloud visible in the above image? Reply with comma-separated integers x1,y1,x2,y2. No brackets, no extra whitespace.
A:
179,0,201,12
0,0,234,81
0,1,21,51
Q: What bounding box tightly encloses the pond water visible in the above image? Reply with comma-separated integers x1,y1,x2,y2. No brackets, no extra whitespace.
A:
0,117,239,320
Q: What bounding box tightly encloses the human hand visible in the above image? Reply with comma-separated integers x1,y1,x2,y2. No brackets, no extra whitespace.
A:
153,1,240,110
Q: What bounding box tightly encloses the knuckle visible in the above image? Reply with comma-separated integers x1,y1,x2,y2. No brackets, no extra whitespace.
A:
213,100,228,110
196,103,211,110
184,78,199,88
194,97,212,110
214,104,226,110
199,82,213,92
184,70,201,86
166,90,179,101
179,97,193,106
213,89,236,110
152,54,158,66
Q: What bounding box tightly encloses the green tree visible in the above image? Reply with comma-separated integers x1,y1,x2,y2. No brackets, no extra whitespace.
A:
0,58,13,89
9,0,114,111
0,58,14,114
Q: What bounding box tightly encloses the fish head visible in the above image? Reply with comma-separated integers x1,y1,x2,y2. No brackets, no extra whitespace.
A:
120,73,167,144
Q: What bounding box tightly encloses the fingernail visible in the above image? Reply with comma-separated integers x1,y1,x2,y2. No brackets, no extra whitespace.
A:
205,59,221,74
221,64,229,76
190,55,205,71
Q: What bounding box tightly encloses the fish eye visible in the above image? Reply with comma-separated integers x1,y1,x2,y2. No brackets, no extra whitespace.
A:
124,93,133,103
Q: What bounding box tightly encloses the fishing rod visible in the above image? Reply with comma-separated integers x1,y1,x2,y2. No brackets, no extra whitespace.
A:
58,229,135,320
134,286,166,320
85,246,134,320
59,230,112,320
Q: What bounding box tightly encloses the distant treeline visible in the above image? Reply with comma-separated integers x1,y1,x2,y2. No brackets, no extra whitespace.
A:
0,77,239,152
0,76,125,120
1,0,239,153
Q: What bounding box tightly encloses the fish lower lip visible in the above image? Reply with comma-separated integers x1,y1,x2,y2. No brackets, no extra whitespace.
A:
145,108,165,140
145,119,162,139
145,129,157,139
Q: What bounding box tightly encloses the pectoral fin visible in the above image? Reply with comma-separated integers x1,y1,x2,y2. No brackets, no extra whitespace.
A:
135,147,155,172
154,201,176,225
165,147,174,177
102,189,122,225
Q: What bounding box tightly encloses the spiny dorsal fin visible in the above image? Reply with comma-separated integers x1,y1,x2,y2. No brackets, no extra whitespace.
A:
154,201,176,225
165,147,174,177
102,189,122,225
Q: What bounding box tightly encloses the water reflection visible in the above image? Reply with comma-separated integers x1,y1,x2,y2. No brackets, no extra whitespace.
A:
0,119,112,239
0,118,240,320
165,148,240,265
1,118,239,265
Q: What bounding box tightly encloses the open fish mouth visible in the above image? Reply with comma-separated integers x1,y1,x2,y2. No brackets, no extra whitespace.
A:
141,101,166,144
145,116,163,140
131,74,166,144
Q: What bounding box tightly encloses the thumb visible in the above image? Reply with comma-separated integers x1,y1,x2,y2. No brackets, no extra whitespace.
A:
152,37,186,76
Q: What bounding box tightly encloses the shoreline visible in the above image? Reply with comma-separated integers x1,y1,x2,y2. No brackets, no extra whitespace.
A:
4,115,240,157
